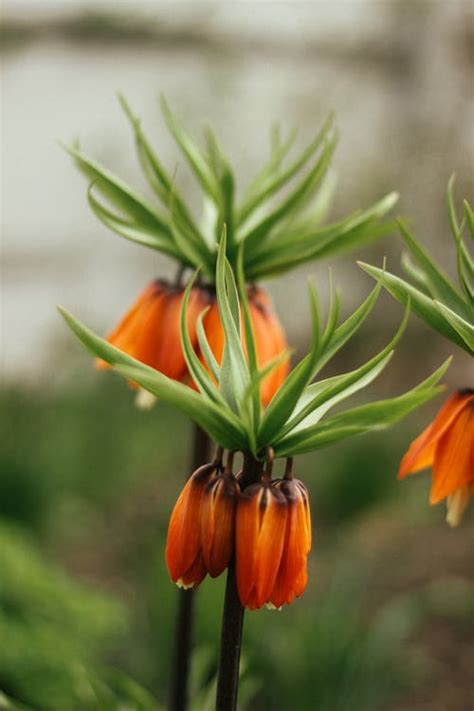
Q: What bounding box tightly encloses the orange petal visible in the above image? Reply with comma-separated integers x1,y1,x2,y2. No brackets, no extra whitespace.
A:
269,480,311,608
253,487,287,608
430,402,474,504
201,473,240,578
398,391,474,479
165,463,216,587
235,484,262,605
96,280,166,370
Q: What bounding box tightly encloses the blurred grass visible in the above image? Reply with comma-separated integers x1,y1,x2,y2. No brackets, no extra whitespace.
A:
0,378,473,710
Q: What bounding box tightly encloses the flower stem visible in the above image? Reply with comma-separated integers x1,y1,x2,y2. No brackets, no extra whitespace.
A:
215,452,262,711
169,425,210,711
215,562,244,711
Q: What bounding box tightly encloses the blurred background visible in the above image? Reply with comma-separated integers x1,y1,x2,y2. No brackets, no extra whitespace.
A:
1,1,473,709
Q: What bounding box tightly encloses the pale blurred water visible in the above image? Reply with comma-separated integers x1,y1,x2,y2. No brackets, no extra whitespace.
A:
1,1,472,381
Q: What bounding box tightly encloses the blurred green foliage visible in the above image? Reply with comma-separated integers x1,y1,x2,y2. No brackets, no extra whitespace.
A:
0,380,472,709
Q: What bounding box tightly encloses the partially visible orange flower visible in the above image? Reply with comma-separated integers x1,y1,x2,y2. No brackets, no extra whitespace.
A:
200,285,289,406
398,389,474,526
96,279,290,406
269,478,312,609
235,481,288,610
165,462,218,589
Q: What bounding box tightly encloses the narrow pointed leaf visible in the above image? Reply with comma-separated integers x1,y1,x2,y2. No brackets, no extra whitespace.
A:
434,301,474,352
359,262,470,352
65,144,171,234
257,283,320,447
87,186,181,258
160,97,220,204
275,359,450,455
398,220,469,319
196,309,221,382
58,306,246,449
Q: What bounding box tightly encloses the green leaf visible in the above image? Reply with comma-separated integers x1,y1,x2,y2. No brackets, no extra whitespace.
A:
87,186,182,258
275,358,450,455
196,309,221,382
463,199,474,241
242,135,338,257
257,282,321,447
246,193,398,280
58,306,246,450
64,144,171,235
280,301,410,438
179,275,227,404
359,262,471,353
118,93,202,241
237,113,334,225
434,301,474,352
398,219,470,319
312,276,383,376
400,252,432,296
215,234,251,416
237,246,260,432
160,97,221,205
241,126,299,207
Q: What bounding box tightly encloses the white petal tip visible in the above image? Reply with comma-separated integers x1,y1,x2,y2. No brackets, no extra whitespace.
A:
135,389,157,410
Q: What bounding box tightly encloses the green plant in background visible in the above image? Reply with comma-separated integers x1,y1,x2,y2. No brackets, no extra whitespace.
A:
360,179,473,527
360,177,473,354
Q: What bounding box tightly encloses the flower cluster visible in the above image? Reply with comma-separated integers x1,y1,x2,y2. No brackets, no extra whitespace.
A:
166,450,311,610
96,279,289,406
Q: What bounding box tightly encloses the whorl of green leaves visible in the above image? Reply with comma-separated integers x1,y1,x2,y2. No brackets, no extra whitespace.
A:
59,238,448,459
360,178,474,355
65,95,398,282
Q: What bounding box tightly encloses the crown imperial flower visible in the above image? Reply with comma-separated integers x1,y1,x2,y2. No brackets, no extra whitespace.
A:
269,466,312,609
236,476,288,610
201,456,240,578
165,461,218,589
398,389,474,526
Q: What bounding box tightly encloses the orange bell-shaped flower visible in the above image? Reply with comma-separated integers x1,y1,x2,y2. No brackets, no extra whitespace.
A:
165,462,218,589
201,468,240,578
398,389,474,526
235,480,288,610
96,279,210,381
269,474,312,609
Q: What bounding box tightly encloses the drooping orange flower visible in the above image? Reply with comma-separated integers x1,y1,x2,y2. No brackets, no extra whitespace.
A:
96,279,209,380
165,462,218,589
268,477,312,609
201,470,240,578
398,389,474,526
96,279,290,406
235,481,288,610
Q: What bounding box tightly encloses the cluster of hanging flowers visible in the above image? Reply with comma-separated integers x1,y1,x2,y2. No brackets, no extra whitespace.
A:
96,279,289,407
165,449,312,610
